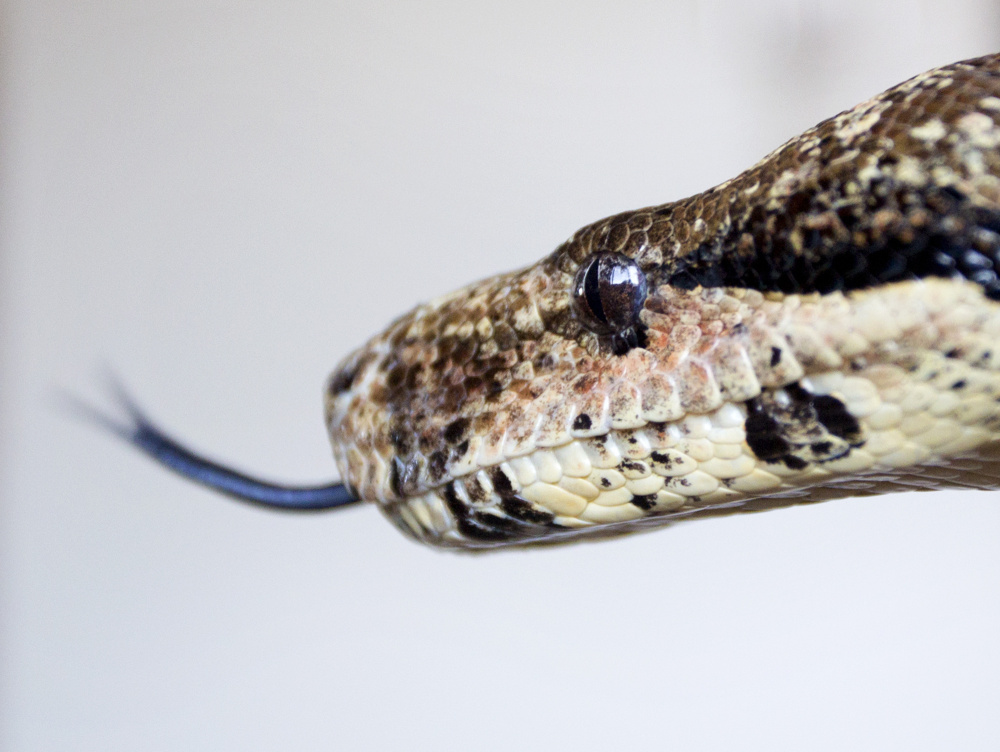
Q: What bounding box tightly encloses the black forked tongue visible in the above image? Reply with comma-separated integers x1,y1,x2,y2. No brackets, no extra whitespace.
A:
71,379,359,511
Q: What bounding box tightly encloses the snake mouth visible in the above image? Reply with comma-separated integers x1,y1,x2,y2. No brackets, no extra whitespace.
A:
380,412,753,548
373,376,869,549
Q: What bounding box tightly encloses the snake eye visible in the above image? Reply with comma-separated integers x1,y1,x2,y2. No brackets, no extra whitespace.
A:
571,252,648,336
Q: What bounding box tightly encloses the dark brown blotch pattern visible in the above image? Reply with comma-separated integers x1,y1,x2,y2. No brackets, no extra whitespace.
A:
744,382,864,469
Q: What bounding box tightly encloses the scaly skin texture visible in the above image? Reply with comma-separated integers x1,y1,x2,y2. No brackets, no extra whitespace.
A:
326,54,1000,549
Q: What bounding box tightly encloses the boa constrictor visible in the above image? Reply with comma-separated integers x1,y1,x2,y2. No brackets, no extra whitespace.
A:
109,53,1000,550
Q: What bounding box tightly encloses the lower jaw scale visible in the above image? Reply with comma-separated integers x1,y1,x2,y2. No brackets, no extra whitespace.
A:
378,367,1000,549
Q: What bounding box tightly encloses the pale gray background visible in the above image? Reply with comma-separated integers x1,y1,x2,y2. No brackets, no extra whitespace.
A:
3,1,1000,750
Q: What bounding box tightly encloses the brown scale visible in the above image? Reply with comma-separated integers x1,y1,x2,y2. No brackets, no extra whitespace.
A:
326,53,1000,512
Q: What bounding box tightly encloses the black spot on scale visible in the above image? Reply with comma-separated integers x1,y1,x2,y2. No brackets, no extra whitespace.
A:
427,451,448,483
951,379,967,390
500,497,556,525
455,517,517,543
810,441,832,455
443,417,469,445
454,439,470,458
630,494,657,510
470,511,524,536
770,347,782,367
782,382,812,403
389,456,405,497
619,459,649,474
441,482,465,517
649,451,674,467
744,399,793,461
610,327,642,356
328,355,365,395
327,368,355,396
812,394,862,443
463,476,491,503
633,323,649,352
573,414,592,431
781,455,809,471
489,466,516,496
389,424,414,456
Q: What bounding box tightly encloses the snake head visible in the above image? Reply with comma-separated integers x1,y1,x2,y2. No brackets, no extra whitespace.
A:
327,53,1000,549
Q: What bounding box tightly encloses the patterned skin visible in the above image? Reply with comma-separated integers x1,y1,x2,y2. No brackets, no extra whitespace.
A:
326,54,1000,549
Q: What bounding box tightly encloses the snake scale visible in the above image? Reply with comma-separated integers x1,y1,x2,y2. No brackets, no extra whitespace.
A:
114,53,1000,550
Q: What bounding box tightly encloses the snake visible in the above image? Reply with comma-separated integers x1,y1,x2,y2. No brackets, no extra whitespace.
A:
109,53,1000,550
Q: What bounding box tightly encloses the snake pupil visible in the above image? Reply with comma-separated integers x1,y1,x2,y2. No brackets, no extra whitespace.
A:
583,255,606,323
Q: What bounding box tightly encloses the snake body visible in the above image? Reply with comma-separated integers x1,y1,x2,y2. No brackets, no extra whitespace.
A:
324,53,1000,549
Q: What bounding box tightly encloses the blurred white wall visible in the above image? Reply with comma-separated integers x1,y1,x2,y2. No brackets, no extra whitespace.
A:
2,1,1000,750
